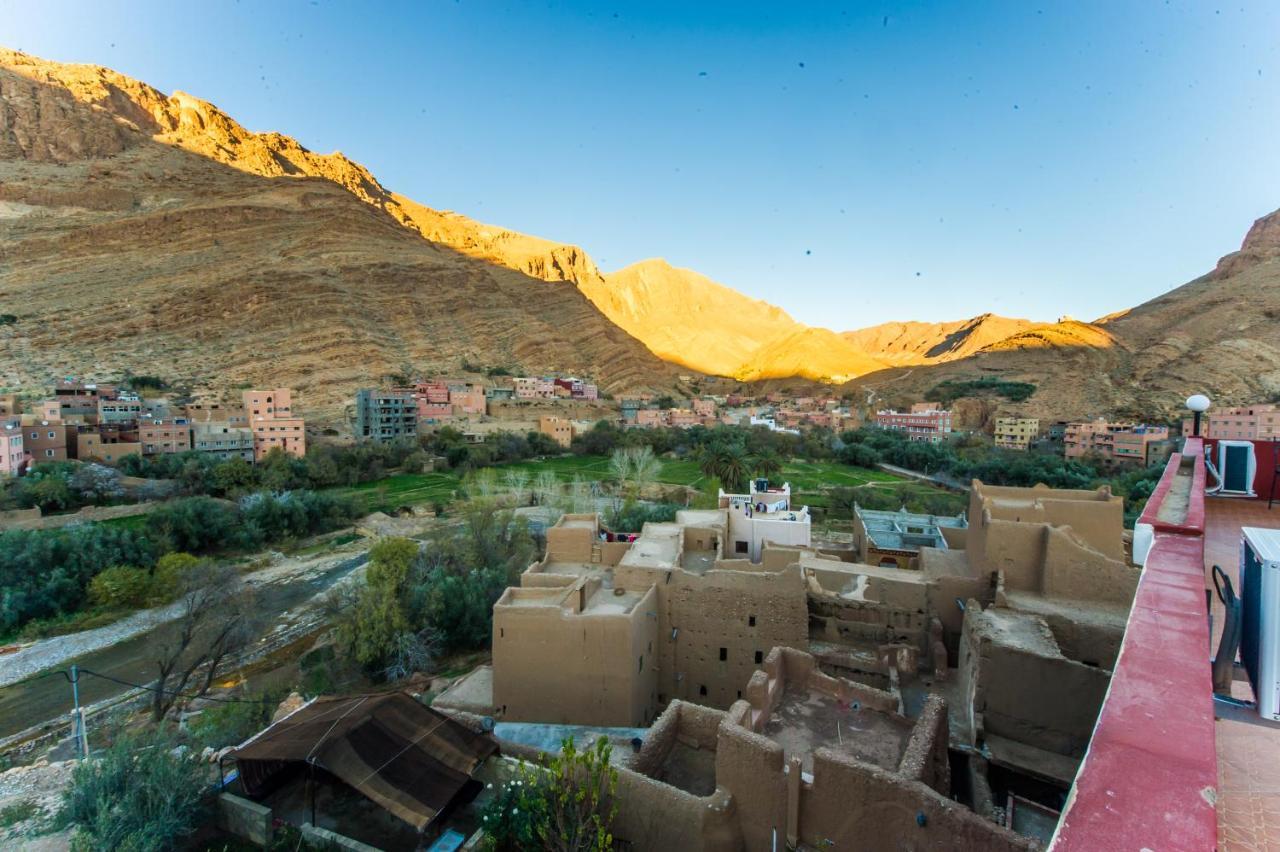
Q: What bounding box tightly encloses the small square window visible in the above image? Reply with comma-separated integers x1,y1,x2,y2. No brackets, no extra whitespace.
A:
699,685,707,697
755,651,763,664
735,540,749,554
719,647,727,661
748,615,756,627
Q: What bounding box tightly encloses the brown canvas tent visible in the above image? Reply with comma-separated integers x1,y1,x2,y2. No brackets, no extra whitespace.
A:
230,692,498,832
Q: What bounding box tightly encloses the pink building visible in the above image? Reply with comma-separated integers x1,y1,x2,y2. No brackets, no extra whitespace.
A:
0,418,27,476
242,388,306,460
873,406,953,443
634,409,667,428
579,383,598,401
449,387,487,416
1065,419,1170,465
668,409,700,428
1183,403,1280,441
418,401,453,422
413,381,450,404
692,398,716,418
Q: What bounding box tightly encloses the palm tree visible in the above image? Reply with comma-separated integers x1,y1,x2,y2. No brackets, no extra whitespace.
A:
751,450,784,483
698,443,750,493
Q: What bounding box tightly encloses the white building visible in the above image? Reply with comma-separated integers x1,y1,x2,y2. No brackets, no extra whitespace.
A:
717,480,811,562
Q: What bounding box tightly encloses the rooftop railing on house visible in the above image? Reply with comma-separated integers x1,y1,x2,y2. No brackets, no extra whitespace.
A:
1049,439,1216,849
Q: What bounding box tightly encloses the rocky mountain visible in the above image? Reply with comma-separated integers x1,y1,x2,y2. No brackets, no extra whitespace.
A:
577,259,886,382
842,314,1040,366
848,209,1280,422
0,49,679,421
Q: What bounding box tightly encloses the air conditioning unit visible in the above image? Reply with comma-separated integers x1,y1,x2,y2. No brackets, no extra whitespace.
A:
1241,527,1280,720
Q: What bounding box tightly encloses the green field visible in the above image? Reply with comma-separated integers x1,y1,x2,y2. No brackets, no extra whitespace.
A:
326,454,928,516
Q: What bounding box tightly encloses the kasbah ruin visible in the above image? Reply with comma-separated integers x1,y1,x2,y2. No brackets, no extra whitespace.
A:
423,476,1138,850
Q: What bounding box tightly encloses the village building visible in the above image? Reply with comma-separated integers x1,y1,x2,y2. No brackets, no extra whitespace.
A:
718,480,810,561
1063,418,1170,465
536,415,574,448
137,417,192,456
19,417,73,462
994,417,1040,451
873,403,953,443
191,422,256,461
852,505,968,569
243,388,306,459
0,418,26,476
1183,402,1280,441
354,388,417,444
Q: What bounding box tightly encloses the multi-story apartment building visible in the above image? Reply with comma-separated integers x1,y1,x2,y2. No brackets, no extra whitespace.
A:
692,398,716,418
97,394,143,424
137,417,192,456
1182,403,1280,441
0,418,27,476
191,422,256,461
994,417,1040,451
354,389,418,444
1064,418,1170,465
514,377,558,400
633,408,667,428
243,389,306,459
537,415,574,449
873,403,953,443
21,417,72,463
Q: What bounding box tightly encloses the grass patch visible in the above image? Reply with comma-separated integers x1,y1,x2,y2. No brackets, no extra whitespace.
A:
325,455,911,514
97,513,150,531
0,800,39,828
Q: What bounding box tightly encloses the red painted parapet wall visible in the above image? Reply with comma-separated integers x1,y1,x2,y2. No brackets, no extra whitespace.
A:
1050,439,1217,850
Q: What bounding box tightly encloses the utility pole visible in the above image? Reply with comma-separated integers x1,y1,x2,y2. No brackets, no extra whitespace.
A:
68,665,86,760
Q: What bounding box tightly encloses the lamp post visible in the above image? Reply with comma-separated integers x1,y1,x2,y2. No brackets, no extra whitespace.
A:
1186,394,1211,437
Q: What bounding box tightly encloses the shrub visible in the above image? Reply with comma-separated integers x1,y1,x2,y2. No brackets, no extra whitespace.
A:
481,736,618,852
87,565,152,609
185,693,277,749
61,729,207,851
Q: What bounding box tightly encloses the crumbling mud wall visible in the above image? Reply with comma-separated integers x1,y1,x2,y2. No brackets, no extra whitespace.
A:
957,603,1110,757
798,751,1036,852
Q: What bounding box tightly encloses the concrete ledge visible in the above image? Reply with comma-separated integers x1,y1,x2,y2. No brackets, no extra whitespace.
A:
217,793,273,847
301,822,382,851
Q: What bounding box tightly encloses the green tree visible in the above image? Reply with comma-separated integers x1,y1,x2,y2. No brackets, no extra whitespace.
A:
336,538,420,670
698,442,750,493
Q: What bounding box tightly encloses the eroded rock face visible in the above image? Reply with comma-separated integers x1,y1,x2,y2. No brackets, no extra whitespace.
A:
1214,209,1280,279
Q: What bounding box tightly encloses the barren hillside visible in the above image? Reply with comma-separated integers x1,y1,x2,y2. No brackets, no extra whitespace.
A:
846,210,1280,422
842,314,1040,366
0,50,678,421
583,259,887,382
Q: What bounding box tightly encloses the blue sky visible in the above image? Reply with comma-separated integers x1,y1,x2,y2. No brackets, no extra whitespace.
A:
4,1,1277,328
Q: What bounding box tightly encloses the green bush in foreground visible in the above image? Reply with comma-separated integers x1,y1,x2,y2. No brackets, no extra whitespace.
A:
62,729,207,852
481,736,618,852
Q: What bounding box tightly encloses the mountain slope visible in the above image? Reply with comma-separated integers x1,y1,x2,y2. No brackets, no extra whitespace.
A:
847,210,1280,422
0,49,678,420
842,314,1040,365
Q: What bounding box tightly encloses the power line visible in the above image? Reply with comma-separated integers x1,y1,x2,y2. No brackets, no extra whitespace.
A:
77,668,269,705
0,667,75,691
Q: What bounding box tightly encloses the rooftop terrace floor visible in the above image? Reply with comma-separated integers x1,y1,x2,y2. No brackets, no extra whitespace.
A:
1205,496,1280,851
762,686,912,774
